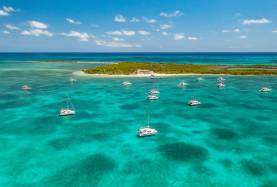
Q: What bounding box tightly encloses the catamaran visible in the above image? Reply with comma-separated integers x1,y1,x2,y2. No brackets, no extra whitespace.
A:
149,74,156,79
69,77,76,83
177,81,188,88
149,89,160,95
259,87,272,92
217,82,225,88
21,85,32,90
148,94,159,100
218,77,226,82
137,111,158,137
122,81,132,86
188,99,201,106
59,97,76,116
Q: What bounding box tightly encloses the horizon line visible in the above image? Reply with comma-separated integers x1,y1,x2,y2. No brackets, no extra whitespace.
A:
1,52,277,54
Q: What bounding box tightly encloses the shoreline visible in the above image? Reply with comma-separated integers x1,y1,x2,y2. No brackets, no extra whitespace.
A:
74,70,271,78
81,62,277,77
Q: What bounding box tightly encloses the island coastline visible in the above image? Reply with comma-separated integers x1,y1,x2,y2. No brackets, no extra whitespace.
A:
79,62,277,77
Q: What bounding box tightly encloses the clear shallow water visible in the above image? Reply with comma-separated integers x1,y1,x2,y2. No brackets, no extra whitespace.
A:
0,53,276,187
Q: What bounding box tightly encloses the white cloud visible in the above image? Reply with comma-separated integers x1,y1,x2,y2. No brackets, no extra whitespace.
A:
66,18,81,25
160,10,184,18
113,37,124,41
5,24,20,30
188,36,198,41
21,29,53,37
22,20,53,37
107,30,122,36
130,17,139,22
142,17,157,24
242,18,272,25
161,31,169,36
160,24,172,30
0,6,16,16
138,30,150,36
174,33,185,40
122,30,135,36
222,28,240,33
107,30,135,36
29,21,48,29
239,35,247,39
61,31,91,41
2,30,10,34
95,40,140,48
114,14,126,23
272,30,277,33
154,29,160,32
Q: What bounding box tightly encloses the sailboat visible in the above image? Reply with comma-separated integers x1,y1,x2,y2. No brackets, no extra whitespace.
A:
259,77,272,92
218,77,226,82
177,81,188,88
149,88,160,95
137,109,158,137
21,85,32,90
188,98,201,106
217,82,225,88
148,94,159,100
59,97,76,116
259,87,272,92
197,77,204,81
69,77,76,83
122,81,132,86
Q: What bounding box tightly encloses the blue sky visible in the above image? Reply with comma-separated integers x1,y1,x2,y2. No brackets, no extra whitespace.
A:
0,0,277,52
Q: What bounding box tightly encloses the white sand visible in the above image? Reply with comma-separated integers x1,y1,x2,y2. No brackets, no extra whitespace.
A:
73,70,224,78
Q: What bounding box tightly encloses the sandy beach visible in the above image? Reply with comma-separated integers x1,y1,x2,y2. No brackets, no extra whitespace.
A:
74,70,215,78
73,70,266,78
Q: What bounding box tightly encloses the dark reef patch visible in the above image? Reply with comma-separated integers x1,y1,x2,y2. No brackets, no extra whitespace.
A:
91,133,110,141
210,128,237,140
256,115,271,121
158,142,209,163
262,136,277,147
191,165,215,176
76,111,95,119
0,93,19,100
41,154,116,187
0,100,30,110
259,179,277,187
200,103,217,109
28,117,57,134
119,103,139,110
241,159,267,176
220,159,233,169
48,133,110,150
48,136,90,150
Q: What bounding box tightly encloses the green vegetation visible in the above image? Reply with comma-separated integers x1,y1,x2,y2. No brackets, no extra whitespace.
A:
83,62,277,75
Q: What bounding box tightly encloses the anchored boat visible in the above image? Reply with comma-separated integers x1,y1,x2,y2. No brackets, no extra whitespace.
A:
122,81,132,86
188,99,201,106
59,97,76,116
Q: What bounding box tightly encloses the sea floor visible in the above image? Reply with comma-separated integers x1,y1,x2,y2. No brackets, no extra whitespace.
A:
0,60,276,187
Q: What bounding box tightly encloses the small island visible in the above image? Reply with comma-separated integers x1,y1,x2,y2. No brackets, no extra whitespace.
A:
82,62,277,77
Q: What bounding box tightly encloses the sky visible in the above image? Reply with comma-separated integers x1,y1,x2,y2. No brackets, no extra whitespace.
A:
0,0,277,52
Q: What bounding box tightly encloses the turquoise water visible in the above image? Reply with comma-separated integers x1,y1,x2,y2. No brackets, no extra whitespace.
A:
0,53,276,187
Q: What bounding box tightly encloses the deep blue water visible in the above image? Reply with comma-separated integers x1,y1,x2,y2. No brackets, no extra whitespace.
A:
1,52,277,65
0,53,276,187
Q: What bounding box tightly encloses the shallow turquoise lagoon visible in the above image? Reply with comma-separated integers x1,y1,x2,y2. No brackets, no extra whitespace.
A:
0,55,276,187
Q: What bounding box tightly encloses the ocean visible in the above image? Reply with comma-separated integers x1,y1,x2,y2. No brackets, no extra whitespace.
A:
0,53,276,187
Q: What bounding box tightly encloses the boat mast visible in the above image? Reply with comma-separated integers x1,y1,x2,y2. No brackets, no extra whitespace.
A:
147,103,150,127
